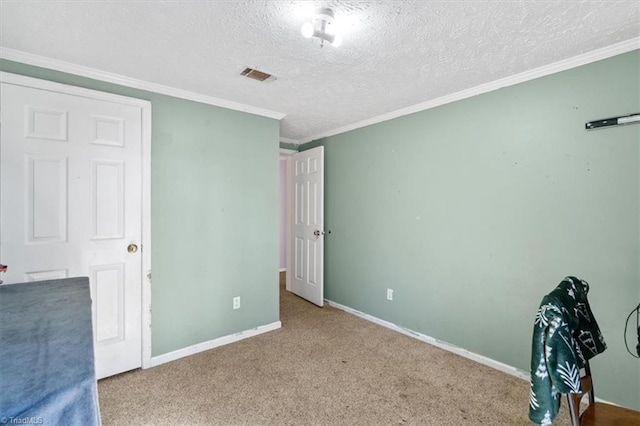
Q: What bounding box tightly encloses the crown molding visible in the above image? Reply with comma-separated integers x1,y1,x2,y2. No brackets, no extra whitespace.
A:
0,47,286,121
279,137,300,145
299,37,640,144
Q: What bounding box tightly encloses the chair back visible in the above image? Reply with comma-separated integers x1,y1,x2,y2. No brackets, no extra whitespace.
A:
564,358,640,426
566,359,595,425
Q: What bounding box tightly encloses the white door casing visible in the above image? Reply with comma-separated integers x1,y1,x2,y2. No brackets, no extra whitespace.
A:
290,147,324,306
0,73,152,378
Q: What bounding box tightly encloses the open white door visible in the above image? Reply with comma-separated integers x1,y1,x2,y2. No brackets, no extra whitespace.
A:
290,146,324,306
0,76,145,379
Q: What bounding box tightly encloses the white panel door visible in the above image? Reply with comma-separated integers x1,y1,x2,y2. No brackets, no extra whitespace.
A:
0,82,143,379
291,147,324,306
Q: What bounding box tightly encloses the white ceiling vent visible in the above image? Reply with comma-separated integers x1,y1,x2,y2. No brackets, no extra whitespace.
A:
240,67,275,82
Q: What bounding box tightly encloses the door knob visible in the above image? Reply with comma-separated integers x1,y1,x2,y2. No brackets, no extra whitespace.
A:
313,230,331,238
127,244,138,253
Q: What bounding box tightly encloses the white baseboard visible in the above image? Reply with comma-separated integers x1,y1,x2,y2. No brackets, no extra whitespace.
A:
324,301,619,406
279,268,286,272
325,299,530,381
149,321,282,367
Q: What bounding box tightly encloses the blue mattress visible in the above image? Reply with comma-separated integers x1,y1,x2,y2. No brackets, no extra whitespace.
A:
0,277,101,425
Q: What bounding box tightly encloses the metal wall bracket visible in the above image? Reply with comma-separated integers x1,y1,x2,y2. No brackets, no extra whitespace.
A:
585,113,640,130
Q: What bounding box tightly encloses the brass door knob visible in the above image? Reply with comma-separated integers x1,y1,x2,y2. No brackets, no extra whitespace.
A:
127,244,138,253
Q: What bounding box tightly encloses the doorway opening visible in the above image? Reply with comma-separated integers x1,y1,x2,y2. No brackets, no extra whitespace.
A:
279,152,290,295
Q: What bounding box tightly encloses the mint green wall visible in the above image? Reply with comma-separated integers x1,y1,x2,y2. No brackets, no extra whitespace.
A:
303,51,640,409
0,60,280,357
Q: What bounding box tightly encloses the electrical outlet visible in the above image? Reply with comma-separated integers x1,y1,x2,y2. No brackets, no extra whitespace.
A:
233,296,241,310
387,288,394,301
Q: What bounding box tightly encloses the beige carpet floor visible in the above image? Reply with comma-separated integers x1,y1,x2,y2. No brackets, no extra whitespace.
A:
98,273,573,425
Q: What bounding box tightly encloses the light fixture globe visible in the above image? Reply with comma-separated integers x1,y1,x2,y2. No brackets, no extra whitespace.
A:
300,7,343,48
301,22,314,38
331,33,343,47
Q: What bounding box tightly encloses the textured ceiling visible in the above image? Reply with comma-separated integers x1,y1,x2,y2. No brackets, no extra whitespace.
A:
1,1,638,143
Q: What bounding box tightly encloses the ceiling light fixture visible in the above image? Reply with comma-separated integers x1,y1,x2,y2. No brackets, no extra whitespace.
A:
301,8,343,48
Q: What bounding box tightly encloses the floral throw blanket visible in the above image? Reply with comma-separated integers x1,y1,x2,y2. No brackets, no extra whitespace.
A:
528,276,607,425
